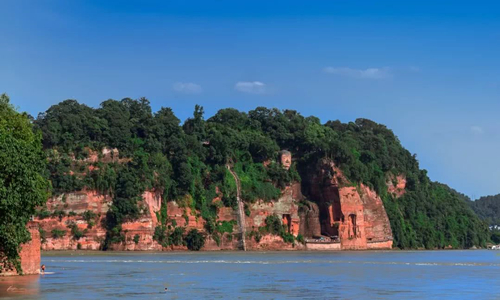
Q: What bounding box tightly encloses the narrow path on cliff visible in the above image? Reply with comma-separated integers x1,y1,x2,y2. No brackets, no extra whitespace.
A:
226,163,247,251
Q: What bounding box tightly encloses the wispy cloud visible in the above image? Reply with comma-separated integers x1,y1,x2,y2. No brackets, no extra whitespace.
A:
323,67,391,79
172,82,202,94
470,126,484,135
234,81,267,94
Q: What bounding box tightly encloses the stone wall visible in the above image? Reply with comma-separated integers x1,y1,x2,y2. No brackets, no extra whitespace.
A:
1,222,40,276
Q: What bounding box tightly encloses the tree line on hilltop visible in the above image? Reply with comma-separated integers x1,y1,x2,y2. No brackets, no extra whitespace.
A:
0,94,493,272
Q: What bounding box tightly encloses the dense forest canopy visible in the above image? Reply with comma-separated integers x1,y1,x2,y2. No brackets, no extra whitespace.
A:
469,195,500,244
0,94,50,273
33,97,490,249
470,195,500,226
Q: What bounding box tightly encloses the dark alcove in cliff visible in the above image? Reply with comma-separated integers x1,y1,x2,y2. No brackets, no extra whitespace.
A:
282,214,292,233
297,158,343,238
317,187,342,238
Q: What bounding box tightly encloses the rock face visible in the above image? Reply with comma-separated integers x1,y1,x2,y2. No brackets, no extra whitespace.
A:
36,152,395,252
302,159,393,250
1,222,41,276
247,183,301,236
387,175,407,198
298,202,321,238
38,191,111,250
280,150,292,170
36,185,306,251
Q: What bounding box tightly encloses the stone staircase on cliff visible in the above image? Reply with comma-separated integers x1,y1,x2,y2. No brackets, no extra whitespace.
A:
226,164,247,251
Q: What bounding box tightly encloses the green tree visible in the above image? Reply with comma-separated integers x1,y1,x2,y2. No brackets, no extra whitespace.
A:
0,94,50,273
185,229,205,251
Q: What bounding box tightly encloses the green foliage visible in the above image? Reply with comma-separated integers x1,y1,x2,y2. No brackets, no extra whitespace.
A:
39,228,47,244
104,225,125,248
265,214,284,235
52,209,66,221
491,230,500,244
31,97,490,250
51,229,66,239
216,220,237,234
153,225,185,247
67,222,85,240
0,94,50,273
82,210,97,228
170,227,185,246
263,214,296,244
383,182,489,249
244,203,251,217
133,234,140,245
153,225,168,246
185,229,205,251
37,208,52,219
469,194,500,226
296,234,305,244
235,161,281,202
281,232,295,244
248,230,262,243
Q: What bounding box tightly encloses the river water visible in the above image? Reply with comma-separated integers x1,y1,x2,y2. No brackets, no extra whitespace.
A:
0,250,499,299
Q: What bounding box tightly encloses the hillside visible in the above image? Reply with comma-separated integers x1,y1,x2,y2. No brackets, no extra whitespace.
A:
33,98,490,250
470,195,500,226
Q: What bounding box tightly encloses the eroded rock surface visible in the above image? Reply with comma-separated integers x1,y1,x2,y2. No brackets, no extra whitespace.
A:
36,153,395,251
302,159,393,250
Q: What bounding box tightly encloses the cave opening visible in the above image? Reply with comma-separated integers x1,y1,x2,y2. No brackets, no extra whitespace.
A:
297,159,343,240
349,214,357,238
318,186,342,238
282,214,291,233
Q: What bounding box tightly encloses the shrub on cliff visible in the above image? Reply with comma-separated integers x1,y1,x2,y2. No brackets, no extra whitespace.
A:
263,214,297,244
133,234,140,244
153,225,168,246
36,208,52,219
0,94,50,273
82,210,97,228
169,227,185,246
67,222,86,240
265,214,284,235
39,228,47,244
185,229,205,251
51,229,66,239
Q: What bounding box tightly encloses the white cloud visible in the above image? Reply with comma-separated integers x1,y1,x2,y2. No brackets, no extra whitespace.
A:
172,82,202,94
323,67,391,79
234,81,267,94
470,126,484,135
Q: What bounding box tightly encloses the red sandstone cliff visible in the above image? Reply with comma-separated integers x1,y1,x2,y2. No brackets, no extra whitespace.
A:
36,184,306,251
302,159,394,250
36,150,398,252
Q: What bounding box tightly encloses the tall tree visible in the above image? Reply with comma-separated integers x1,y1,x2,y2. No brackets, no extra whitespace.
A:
0,94,50,273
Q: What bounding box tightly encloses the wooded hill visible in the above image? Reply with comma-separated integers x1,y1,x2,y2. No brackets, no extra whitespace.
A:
32,97,490,249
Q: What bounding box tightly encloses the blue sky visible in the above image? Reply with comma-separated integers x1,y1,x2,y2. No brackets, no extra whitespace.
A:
1,0,499,198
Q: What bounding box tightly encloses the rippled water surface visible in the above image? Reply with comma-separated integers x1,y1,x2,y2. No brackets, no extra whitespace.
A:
1,250,499,299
